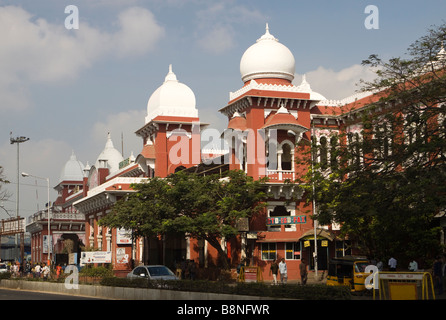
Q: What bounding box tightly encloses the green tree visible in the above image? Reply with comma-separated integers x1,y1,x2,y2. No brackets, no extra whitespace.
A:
98,177,175,238
301,24,446,267
0,166,10,203
165,170,267,269
99,170,267,270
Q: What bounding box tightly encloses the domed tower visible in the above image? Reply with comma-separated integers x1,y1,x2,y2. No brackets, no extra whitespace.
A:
220,24,325,181
54,151,85,208
240,23,295,84
95,133,124,174
136,65,205,177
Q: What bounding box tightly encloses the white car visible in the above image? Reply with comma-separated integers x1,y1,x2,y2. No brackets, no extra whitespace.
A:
0,263,8,273
127,265,178,281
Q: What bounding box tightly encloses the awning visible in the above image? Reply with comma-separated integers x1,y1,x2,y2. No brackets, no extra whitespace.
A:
298,228,337,242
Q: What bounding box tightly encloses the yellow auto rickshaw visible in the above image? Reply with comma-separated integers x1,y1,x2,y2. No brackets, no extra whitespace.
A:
326,256,370,292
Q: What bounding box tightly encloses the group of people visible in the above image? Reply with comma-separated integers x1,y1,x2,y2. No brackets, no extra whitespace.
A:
371,255,446,295
2,261,67,280
29,263,51,279
269,258,308,285
175,259,197,280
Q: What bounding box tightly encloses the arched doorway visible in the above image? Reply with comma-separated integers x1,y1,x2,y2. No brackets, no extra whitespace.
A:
55,233,85,266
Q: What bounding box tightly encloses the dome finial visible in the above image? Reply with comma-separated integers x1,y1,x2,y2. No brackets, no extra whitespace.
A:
258,23,277,42
164,64,178,82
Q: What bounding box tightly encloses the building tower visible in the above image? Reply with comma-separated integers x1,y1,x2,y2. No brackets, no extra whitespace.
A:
136,65,205,177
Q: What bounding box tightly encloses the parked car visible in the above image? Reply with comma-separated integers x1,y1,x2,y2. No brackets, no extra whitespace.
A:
127,265,178,281
0,263,8,273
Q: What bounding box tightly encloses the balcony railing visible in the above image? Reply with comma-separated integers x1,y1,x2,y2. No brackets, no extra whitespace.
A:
266,170,295,182
27,211,85,224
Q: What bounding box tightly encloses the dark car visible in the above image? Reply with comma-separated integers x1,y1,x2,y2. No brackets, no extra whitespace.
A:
127,265,178,280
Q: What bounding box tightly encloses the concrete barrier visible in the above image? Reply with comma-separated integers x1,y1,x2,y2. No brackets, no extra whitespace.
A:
0,279,273,300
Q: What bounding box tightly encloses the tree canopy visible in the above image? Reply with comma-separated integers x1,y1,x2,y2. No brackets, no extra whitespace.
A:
0,166,10,204
300,23,446,267
99,170,267,269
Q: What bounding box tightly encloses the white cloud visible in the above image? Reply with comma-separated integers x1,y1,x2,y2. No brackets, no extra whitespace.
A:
195,2,266,54
294,64,378,100
0,138,73,216
198,25,235,54
112,7,165,58
90,109,146,161
0,5,164,111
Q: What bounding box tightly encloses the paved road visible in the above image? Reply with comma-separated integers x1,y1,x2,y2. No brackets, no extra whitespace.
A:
0,288,104,300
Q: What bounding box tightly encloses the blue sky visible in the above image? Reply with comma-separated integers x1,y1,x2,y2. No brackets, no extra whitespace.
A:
0,0,445,218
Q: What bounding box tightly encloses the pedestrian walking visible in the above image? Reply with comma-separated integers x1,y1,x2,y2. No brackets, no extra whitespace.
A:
278,258,287,284
388,256,397,271
34,263,41,278
56,264,62,279
188,259,197,280
376,259,383,271
299,258,308,285
269,259,279,285
42,263,50,280
408,259,418,272
433,255,443,295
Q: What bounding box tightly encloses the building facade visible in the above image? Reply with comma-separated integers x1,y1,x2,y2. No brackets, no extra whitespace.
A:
26,25,445,280
26,152,86,265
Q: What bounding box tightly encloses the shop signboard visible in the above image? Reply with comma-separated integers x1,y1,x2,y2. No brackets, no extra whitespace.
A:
80,251,111,264
266,215,306,226
117,228,132,244
243,267,260,282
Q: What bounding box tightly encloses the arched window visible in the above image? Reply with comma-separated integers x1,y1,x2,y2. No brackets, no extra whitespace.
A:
281,143,292,170
319,136,328,169
277,140,294,171
330,135,338,170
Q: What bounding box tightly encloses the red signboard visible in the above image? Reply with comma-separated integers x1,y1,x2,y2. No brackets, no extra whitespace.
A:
266,215,306,226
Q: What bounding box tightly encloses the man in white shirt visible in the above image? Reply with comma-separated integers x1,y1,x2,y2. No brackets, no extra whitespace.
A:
42,264,50,280
408,259,418,272
388,257,397,271
278,258,287,284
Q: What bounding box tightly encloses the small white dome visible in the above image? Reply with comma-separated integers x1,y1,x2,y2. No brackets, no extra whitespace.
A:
240,24,295,83
145,65,198,123
59,151,85,182
95,133,124,174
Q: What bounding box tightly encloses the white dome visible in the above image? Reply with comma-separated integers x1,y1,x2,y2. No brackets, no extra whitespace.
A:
95,133,124,174
240,24,295,83
145,65,198,123
59,151,85,182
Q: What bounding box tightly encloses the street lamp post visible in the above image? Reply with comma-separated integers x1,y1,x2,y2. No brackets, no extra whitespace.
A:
10,134,29,262
21,172,51,268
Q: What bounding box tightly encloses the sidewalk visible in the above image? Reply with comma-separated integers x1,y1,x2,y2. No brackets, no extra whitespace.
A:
264,271,327,285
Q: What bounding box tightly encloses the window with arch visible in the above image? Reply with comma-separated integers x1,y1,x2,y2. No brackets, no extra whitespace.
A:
330,135,339,170
276,140,294,172
281,143,292,170
319,136,328,169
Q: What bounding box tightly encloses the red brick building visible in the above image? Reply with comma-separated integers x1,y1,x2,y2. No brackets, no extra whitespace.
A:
27,25,445,280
